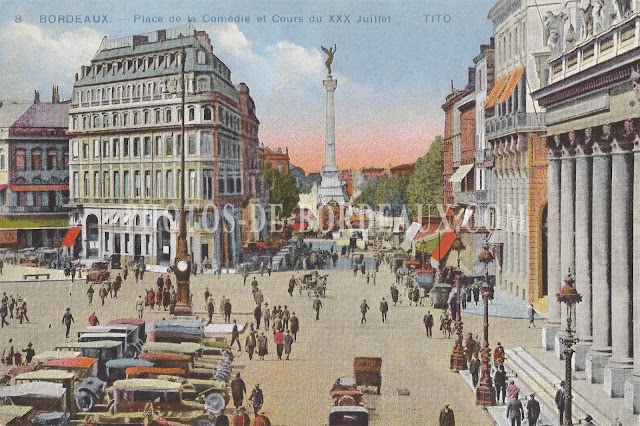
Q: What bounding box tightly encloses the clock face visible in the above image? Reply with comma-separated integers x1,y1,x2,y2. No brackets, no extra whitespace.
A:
177,260,189,272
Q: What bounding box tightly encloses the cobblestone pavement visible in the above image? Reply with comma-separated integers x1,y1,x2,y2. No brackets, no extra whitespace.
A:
0,261,544,425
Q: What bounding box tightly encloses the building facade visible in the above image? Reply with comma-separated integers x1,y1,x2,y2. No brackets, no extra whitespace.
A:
261,146,289,175
68,25,251,267
442,87,465,206
532,3,640,412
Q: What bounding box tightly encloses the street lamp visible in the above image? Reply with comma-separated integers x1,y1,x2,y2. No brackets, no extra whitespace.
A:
450,236,466,370
557,269,582,426
476,244,494,406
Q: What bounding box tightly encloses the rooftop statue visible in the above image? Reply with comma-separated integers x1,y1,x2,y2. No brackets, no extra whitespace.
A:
321,44,337,75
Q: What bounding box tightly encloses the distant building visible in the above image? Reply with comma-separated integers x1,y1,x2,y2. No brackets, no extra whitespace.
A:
261,146,289,175
390,163,415,178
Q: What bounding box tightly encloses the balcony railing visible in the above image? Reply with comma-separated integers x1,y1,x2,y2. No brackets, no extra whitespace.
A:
486,112,545,137
454,190,475,205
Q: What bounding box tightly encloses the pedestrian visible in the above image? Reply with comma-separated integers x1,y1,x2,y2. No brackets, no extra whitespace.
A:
507,380,520,401
360,299,370,324
22,342,35,365
390,285,399,306
371,270,376,286
274,328,284,360
526,393,540,426
163,286,170,311
3,339,14,366
424,311,434,337
245,327,257,361
204,287,211,308
506,392,524,426
257,332,268,360
528,304,536,328
353,264,358,277
230,320,242,351
249,384,264,417
135,296,144,319
0,259,4,274
313,296,322,321
281,329,293,360
147,288,155,310
233,407,251,426
123,264,128,280
87,285,94,305
71,267,76,283
99,285,107,306
263,303,271,330
288,275,296,297
155,286,162,310
267,263,271,276
290,312,299,341
469,355,480,388
439,404,455,426
472,280,480,305
230,372,246,408
412,286,421,306
13,350,22,367
380,298,389,323
113,274,122,298
105,280,113,299
493,342,505,367
18,300,29,324
494,364,507,404
62,307,74,338
88,312,99,326
224,299,232,323
366,271,370,285
1,296,9,328
254,304,262,329
207,297,215,325
282,306,290,330
460,286,467,309
8,296,15,319
555,381,565,425
169,289,177,314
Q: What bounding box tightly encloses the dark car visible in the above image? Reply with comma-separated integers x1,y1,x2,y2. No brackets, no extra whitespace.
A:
108,254,122,269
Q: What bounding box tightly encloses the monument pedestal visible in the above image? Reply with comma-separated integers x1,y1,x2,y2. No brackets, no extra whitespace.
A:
318,165,347,205
605,359,634,397
586,348,612,384
572,341,591,371
624,377,640,413
542,325,558,351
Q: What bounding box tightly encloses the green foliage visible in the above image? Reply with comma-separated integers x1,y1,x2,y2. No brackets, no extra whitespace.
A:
406,136,444,217
372,176,408,216
353,179,378,207
262,162,300,218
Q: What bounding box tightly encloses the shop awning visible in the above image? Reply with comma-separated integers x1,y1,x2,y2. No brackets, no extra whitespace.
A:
449,164,474,183
430,231,457,262
61,227,81,247
484,74,510,108
0,184,7,191
497,66,524,103
11,185,69,191
0,215,69,230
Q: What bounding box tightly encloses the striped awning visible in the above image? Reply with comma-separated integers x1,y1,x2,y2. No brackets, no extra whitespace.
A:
11,185,68,191
61,227,81,247
449,164,474,183
484,66,524,108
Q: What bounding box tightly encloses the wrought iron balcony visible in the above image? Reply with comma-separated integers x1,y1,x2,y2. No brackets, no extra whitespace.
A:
486,112,545,138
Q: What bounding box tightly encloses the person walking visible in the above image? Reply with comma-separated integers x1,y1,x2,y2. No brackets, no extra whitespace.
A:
230,373,246,409
99,285,107,306
86,285,95,306
313,296,322,321
390,285,399,306
472,280,480,305
224,299,232,324
134,266,140,282
528,304,536,328
424,311,434,337
284,329,294,360
3,339,14,366
439,404,455,426
62,308,74,338
123,264,128,280
230,320,242,351
263,303,271,330
494,364,507,404
207,297,215,325
371,270,376,286
147,288,155,310
257,332,268,360
169,288,177,314
288,275,296,297
113,274,122,298
360,299,370,324
71,266,76,283
163,286,170,311
1,297,10,328
274,328,284,360
135,296,144,319
254,304,262,330
282,306,290,330
555,381,565,425
204,287,211,308
290,312,299,341
506,392,524,426
249,384,264,417
8,295,14,319
245,327,257,361
88,312,99,326
493,342,505,367
22,342,35,365
380,298,389,323
469,355,480,388
526,393,541,426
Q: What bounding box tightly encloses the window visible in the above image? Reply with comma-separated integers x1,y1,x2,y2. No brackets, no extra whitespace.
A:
133,138,140,157
218,177,225,194
236,177,242,194
136,84,143,98
188,107,195,121
203,107,212,121
165,137,173,156
103,171,110,198
72,141,79,158
123,171,130,198
73,117,78,130
31,149,42,170
83,172,89,196
82,142,89,159
166,170,174,199
64,152,69,168
103,140,110,158
114,171,120,198
197,77,210,91
94,171,100,197
0,154,4,170
200,132,213,156
83,116,89,129
123,138,130,156
165,109,172,122
203,169,214,200
134,171,141,197
93,115,99,128
155,109,161,123
197,50,206,64
188,134,196,155
93,140,100,158
227,177,234,193
145,171,151,198
189,170,196,198
16,149,26,171
133,112,139,125
113,114,120,127
155,136,162,156
103,115,109,127
124,233,130,254
112,138,119,157
156,171,162,199
47,149,58,170
104,232,109,252
73,172,79,198
143,137,151,156
177,135,182,155
144,110,150,124
123,113,129,126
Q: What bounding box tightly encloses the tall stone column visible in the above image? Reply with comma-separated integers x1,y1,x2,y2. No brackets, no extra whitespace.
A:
555,136,576,360
604,125,634,397
625,127,640,413
324,78,337,167
586,125,612,384
573,130,593,371
543,136,562,350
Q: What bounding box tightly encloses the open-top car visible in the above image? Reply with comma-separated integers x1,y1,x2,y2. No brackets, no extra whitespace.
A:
86,261,110,284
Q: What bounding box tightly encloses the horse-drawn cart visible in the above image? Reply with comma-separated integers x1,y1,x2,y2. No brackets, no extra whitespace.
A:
297,272,327,297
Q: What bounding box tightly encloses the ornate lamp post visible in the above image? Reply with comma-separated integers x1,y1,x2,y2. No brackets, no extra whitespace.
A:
450,236,466,370
476,244,494,406
557,269,582,426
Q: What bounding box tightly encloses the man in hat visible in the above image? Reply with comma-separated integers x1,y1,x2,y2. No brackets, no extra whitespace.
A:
555,381,565,425
135,295,144,319
230,373,246,409
62,308,74,338
526,393,540,426
22,342,35,364
439,404,455,426
360,299,370,324
248,384,264,416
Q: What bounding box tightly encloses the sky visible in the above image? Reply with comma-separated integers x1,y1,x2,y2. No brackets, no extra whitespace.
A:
0,0,497,173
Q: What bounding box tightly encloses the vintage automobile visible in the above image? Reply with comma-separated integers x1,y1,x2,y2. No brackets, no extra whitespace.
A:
75,377,107,412
86,261,110,284
42,356,99,380
13,370,76,416
110,379,202,414
0,384,67,421
105,358,154,384
55,340,123,381
328,406,369,426
353,357,382,395
108,254,122,269
78,322,146,358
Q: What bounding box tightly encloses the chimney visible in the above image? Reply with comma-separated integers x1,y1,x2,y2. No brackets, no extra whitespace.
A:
34,90,40,104
52,86,60,103
451,79,454,92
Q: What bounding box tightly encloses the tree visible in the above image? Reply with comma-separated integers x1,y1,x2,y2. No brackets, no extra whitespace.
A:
353,179,378,207
262,162,300,218
372,176,408,216
405,136,444,217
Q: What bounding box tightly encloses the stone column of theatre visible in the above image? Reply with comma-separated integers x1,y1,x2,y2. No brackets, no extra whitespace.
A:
626,138,640,413
556,139,576,359
586,129,612,384
544,138,562,351
574,131,593,371
604,133,634,397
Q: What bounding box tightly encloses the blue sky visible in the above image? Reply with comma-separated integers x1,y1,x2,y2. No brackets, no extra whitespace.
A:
0,0,497,171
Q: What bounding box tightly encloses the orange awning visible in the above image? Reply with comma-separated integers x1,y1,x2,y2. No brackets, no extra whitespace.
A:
0,184,7,191
44,357,97,369
61,227,81,247
484,74,510,108
496,66,524,103
11,185,69,192
430,231,457,262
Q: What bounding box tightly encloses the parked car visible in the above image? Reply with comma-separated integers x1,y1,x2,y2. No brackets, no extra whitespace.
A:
86,261,110,284
108,254,122,269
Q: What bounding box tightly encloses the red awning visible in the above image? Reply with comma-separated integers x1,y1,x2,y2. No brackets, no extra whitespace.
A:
0,184,7,191
61,227,81,247
11,185,69,192
430,231,457,262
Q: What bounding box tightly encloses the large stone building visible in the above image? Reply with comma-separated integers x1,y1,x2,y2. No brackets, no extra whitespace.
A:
0,90,70,249
68,25,258,267
532,2,640,412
